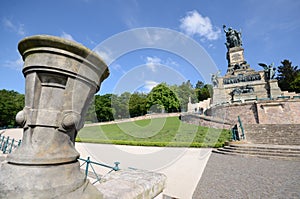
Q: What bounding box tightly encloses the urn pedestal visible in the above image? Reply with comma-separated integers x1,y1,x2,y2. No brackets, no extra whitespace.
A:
0,35,109,198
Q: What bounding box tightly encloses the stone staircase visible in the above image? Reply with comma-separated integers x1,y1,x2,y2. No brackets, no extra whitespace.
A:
243,124,300,145
213,143,300,161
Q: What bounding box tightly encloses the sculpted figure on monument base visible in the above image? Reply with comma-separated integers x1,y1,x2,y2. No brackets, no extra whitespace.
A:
258,63,276,80
223,25,242,49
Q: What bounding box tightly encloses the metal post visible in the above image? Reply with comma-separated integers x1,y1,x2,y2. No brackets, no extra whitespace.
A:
18,139,22,147
85,156,91,178
238,116,245,139
9,139,15,154
114,162,120,171
3,136,10,154
0,136,4,150
231,128,236,141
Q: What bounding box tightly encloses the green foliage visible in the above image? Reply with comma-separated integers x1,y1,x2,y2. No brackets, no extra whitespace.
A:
0,89,24,127
87,80,213,123
277,59,300,92
129,92,147,117
93,94,115,122
77,116,231,148
146,83,180,113
290,73,300,93
112,92,131,119
171,80,197,112
195,81,212,101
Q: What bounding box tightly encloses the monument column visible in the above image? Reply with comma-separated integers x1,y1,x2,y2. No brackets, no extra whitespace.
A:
0,35,109,198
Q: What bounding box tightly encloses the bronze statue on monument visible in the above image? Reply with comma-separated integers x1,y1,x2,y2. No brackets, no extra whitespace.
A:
223,25,242,50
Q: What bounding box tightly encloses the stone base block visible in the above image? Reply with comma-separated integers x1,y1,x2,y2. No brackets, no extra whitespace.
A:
0,160,102,199
96,169,166,199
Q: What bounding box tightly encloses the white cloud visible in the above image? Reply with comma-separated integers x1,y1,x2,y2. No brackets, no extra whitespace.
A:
142,81,158,92
2,18,25,36
145,56,161,72
111,63,126,74
144,56,179,72
165,58,179,67
60,32,75,41
95,49,114,65
180,10,221,40
4,56,24,71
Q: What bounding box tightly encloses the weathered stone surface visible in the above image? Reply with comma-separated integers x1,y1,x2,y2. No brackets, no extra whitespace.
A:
206,99,300,125
180,113,232,129
1,35,109,198
268,79,282,99
8,35,109,165
244,124,300,145
95,169,166,199
0,160,103,199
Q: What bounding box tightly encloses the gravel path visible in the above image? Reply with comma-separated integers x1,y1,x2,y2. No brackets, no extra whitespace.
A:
193,153,300,199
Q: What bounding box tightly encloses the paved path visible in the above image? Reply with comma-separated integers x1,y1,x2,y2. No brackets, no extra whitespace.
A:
76,142,211,199
2,128,300,198
193,153,300,199
1,128,211,198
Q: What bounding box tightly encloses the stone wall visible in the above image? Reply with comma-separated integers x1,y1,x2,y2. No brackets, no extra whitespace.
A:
180,114,232,129
206,102,258,124
244,124,300,145
206,99,300,125
256,100,300,124
187,98,211,113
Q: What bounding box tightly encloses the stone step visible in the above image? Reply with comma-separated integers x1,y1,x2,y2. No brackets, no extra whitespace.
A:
212,149,300,161
223,146,300,155
213,143,300,161
228,144,300,152
218,147,300,157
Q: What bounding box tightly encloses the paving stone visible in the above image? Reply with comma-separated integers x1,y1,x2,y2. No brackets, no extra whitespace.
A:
193,153,300,199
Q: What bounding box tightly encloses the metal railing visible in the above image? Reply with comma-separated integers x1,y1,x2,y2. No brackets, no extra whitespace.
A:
79,157,120,184
238,116,245,140
0,134,120,184
0,134,22,154
231,116,245,141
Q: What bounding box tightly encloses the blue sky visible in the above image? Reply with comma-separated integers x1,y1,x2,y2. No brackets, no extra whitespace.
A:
1,0,299,95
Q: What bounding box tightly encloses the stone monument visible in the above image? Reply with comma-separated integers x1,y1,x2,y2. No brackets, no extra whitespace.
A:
0,35,109,198
211,25,282,105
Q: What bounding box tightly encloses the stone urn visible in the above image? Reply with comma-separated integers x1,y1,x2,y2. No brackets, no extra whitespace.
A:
0,35,109,198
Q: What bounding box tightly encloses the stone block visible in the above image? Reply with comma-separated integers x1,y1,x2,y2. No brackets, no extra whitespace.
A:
95,169,166,199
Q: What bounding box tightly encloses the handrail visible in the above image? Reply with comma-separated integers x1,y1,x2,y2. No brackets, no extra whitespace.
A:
0,135,22,154
0,135,120,185
237,116,245,140
78,157,120,184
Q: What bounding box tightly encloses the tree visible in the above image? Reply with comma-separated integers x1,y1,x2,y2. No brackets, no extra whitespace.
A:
112,92,131,119
195,81,212,102
290,73,300,93
195,80,204,89
129,92,147,117
146,83,180,113
171,80,197,112
277,59,300,92
94,94,115,122
0,90,24,127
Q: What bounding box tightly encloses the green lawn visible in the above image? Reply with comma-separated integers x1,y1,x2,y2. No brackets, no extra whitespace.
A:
76,116,231,148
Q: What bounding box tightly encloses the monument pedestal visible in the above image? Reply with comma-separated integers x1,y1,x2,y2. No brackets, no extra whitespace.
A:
212,87,227,105
0,35,109,198
268,79,282,99
0,161,102,199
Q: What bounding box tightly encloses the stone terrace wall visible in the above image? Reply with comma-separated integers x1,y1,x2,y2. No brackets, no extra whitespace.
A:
180,114,232,129
244,124,300,145
206,103,258,124
206,99,300,125
256,100,300,124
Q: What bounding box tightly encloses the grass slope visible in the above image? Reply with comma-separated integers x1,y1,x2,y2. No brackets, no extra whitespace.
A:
76,116,231,148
